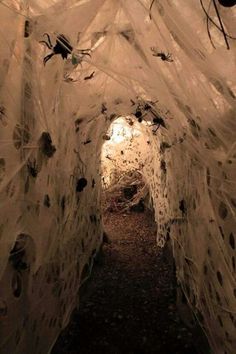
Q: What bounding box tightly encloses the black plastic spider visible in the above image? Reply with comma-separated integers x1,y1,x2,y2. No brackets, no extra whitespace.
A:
151,47,173,62
39,33,74,65
154,52,173,62
151,115,167,134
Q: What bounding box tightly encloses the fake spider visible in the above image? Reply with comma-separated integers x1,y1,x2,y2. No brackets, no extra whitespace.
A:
159,52,173,62
155,52,173,62
39,33,91,65
39,33,73,65
151,47,173,62
39,132,56,158
151,115,167,134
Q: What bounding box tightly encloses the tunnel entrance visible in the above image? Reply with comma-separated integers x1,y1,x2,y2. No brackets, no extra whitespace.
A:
51,118,208,354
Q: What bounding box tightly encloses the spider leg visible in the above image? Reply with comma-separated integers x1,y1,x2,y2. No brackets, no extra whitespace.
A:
141,113,149,124
153,124,160,133
79,48,91,53
43,53,54,65
83,52,91,58
166,53,173,62
79,49,92,57
149,0,156,19
39,40,52,50
43,33,53,48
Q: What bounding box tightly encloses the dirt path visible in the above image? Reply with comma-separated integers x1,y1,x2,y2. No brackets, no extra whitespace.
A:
52,210,201,354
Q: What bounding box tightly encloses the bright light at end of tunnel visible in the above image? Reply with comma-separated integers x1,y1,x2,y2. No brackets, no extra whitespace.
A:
110,117,140,144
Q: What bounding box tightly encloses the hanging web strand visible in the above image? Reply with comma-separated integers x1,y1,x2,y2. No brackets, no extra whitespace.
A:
149,0,156,19
212,0,230,49
200,0,236,49
206,0,216,49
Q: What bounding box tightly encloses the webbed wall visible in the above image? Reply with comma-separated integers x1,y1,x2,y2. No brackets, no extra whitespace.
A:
0,1,236,354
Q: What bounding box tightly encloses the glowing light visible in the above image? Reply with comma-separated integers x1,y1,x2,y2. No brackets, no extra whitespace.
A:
109,117,140,144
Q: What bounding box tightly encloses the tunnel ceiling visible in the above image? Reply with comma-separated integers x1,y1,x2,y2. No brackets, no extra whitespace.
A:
0,1,236,354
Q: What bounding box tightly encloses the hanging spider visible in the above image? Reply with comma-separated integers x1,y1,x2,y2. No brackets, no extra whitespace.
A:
154,52,173,62
40,33,91,66
39,33,73,65
151,47,173,62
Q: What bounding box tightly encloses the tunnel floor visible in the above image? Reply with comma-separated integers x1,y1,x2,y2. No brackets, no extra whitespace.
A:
52,209,203,354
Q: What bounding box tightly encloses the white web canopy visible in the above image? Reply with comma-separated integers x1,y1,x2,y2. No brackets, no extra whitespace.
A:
0,1,235,353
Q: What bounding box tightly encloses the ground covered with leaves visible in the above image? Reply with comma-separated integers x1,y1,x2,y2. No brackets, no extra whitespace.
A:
52,209,207,354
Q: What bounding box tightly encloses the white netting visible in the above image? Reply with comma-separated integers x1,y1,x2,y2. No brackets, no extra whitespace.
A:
0,1,235,353
101,116,152,187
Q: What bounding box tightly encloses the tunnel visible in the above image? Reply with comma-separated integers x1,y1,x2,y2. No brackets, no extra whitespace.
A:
0,1,236,354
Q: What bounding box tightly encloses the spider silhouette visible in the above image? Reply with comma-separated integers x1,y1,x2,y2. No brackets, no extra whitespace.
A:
39,33,73,65
154,52,173,62
157,52,173,62
39,33,91,66
151,47,173,62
